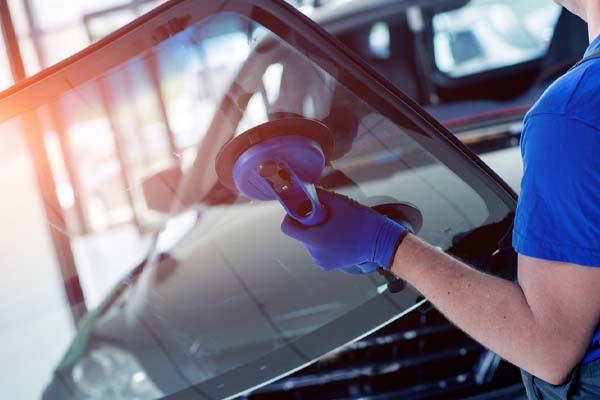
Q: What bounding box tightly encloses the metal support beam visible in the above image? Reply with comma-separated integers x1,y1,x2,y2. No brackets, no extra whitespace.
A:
22,0,46,68
0,0,86,324
97,79,143,232
123,67,152,169
147,53,180,164
22,0,91,235
48,103,91,234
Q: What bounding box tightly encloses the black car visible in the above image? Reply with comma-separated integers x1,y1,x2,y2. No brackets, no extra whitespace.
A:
0,0,573,399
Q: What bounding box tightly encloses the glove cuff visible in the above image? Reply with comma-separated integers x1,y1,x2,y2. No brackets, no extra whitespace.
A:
373,218,407,269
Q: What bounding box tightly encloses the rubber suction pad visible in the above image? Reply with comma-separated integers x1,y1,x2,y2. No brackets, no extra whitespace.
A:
215,118,333,192
231,135,325,201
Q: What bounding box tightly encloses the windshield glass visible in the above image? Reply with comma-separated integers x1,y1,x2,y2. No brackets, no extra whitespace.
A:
2,4,514,400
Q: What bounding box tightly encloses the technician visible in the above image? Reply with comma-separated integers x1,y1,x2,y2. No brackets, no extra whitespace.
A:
281,0,600,398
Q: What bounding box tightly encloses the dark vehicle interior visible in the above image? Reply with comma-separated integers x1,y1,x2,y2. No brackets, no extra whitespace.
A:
319,0,588,130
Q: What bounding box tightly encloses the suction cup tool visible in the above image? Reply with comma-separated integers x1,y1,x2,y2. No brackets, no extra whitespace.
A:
216,118,333,226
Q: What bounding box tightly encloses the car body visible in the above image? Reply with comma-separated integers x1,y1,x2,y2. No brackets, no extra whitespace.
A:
0,0,575,399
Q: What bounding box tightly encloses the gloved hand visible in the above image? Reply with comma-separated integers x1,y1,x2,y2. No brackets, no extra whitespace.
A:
280,189,407,273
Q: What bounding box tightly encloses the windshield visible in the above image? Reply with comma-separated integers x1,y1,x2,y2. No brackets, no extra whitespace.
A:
2,3,514,400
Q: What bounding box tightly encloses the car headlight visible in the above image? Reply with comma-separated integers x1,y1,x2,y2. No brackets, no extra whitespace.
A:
71,344,163,400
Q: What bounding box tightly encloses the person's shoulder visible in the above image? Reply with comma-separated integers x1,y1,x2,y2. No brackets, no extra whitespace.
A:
520,70,600,166
526,61,600,127
564,61,600,126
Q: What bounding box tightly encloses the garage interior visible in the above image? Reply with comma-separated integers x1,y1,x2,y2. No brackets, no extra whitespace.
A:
0,0,591,399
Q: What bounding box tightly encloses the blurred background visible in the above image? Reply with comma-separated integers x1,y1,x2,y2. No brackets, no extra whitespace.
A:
0,2,170,398
0,1,329,398
0,0,574,398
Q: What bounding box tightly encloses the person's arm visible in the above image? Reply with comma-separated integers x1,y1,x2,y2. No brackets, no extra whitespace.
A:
391,233,600,385
282,113,600,384
281,190,600,384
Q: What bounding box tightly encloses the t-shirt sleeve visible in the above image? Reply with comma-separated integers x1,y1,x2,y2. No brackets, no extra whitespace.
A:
513,113,600,267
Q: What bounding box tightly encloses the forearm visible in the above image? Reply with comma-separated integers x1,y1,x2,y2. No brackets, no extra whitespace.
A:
281,189,593,382
390,234,574,383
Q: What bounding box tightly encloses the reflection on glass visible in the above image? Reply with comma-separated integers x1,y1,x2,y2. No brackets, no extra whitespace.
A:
5,8,513,400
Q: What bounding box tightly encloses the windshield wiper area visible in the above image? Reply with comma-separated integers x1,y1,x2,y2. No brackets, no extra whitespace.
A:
448,214,516,281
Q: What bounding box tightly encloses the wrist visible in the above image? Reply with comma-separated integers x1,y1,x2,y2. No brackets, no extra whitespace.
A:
390,233,427,280
372,218,407,269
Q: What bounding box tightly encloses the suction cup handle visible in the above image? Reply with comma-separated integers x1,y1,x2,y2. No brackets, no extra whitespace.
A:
257,161,326,227
295,183,327,227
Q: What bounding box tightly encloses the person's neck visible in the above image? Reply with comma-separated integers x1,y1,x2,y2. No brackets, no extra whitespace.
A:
587,4,600,43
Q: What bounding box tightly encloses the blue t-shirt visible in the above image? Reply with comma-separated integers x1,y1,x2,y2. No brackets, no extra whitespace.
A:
513,35,600,365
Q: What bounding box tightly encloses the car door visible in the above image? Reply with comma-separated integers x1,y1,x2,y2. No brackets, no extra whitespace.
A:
0,1,517,399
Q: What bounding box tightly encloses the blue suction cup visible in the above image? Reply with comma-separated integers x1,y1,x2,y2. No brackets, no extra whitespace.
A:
216,118,407,292
233,135,326,225
216,118,333,226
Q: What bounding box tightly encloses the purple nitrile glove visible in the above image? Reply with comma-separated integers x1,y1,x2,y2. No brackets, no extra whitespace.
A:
280,189,407,274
